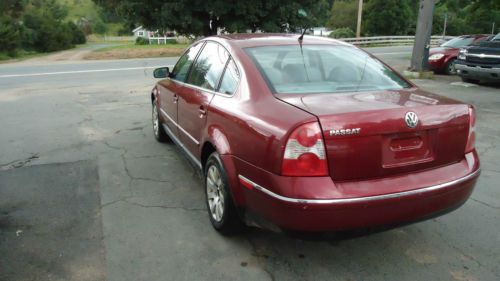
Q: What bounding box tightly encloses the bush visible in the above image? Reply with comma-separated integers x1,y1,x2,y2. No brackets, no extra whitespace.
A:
92,20,107,34
0,16,22,57
67,22,87,44
135,37,149,45
328,27,355,39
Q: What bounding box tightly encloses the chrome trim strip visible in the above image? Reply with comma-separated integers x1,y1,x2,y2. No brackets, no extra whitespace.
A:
175,80,235,97
238,169,480,204
467,53,500,59
160,108,200,145
161,123,202,169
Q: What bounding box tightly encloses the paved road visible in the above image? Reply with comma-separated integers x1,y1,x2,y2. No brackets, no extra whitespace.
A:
0,45,499,281
0,46,412,90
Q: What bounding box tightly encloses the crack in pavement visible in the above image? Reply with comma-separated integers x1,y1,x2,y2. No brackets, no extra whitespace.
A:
470,198,500,210
101,197,204,212
0,153,39,171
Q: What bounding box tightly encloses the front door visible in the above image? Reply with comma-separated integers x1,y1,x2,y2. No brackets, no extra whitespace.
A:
177,41,231,157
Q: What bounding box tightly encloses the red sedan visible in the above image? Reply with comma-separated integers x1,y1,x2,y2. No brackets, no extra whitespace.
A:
151,34,480,234
429,34,489,74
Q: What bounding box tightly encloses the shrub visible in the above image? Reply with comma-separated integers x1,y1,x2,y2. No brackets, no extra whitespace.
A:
67,22,87,45
135,37,149,45
328,27,355,39
0,16,22,57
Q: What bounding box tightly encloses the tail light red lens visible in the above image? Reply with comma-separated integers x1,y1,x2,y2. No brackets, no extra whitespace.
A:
282,122,329,176
465,106,476,153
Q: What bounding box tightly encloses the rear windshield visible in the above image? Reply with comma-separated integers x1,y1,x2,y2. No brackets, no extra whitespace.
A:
245,45,411,94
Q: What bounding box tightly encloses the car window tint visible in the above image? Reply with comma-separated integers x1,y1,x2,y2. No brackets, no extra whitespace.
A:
172,42,203,82
218,58,239,95
187,42,229,91
245,45,410,94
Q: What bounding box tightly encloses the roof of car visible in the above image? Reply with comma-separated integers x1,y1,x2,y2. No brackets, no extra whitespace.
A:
210,33,349,48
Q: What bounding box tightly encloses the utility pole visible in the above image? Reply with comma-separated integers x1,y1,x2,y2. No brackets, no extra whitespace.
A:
442,12,447,38
356,0,363,38
410,0,435,72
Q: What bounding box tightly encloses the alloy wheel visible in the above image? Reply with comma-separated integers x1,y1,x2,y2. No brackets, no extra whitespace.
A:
206,165,225,222
152,104,159,137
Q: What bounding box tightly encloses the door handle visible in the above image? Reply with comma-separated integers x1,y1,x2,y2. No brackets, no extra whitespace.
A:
199,106,207,118
173,95,179,103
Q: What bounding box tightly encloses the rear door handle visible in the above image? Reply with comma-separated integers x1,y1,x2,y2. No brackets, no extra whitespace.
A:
199,106,207,117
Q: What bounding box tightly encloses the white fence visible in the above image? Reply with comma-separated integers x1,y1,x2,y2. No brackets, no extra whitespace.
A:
148,37,176,44
338,35,456,46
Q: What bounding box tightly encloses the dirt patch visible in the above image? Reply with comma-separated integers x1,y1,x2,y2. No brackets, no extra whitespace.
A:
84,47,185,60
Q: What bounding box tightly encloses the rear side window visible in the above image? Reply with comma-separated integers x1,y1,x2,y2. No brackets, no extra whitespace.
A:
188,42,229,91
172,42,203,82
218,58,239,95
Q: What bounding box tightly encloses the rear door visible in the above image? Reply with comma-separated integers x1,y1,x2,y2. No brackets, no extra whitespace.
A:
177,41,231,156
157,42,204,136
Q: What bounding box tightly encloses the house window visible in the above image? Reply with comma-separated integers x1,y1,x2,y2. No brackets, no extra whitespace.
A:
138,31,144,36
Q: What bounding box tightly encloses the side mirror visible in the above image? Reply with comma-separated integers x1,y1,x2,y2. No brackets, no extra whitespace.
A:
153,67,170,78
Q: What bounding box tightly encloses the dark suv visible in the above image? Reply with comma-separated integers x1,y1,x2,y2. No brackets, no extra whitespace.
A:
455,33,500,84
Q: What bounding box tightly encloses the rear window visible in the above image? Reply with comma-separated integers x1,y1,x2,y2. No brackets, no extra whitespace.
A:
245,45,410,94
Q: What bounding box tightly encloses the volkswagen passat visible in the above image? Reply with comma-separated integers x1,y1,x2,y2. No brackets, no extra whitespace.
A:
150,34,480,234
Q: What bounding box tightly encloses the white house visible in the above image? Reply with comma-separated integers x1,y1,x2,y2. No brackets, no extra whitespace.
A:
311,27,332,37
132,26,156,38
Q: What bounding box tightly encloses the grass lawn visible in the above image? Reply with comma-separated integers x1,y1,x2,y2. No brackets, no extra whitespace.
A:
84,43,189,60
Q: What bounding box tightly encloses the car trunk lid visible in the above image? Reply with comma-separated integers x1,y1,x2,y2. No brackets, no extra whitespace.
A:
277,89,470,181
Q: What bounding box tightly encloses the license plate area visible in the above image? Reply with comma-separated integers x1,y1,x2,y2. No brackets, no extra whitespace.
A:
382,131,434,168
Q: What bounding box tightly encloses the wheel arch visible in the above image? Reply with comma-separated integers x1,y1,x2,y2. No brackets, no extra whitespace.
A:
201,130,245,207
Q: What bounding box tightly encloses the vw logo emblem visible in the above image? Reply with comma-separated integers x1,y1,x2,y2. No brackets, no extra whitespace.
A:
405,112,418,128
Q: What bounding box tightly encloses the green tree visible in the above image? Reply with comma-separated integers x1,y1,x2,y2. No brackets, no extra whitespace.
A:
22,0,79,52
363,0,414,36
327,0,358,31
93,0,328,36
0,0,26,57
464,0,500,34
0,16,22,56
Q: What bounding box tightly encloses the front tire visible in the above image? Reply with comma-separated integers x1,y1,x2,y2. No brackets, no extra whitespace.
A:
444,59,457,75
205,152,244,235
152,101,170,142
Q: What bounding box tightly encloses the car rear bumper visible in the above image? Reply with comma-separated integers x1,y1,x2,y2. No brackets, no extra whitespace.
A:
455,63,500,81
234,152,480,231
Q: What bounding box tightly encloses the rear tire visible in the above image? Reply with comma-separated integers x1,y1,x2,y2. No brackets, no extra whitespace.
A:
152,101,170,142
205,152,245,235
461,77,480,84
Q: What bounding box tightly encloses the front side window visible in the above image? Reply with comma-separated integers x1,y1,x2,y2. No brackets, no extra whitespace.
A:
187,42,229,91
245,45,410,94
172,42,204,82
218,58,240,95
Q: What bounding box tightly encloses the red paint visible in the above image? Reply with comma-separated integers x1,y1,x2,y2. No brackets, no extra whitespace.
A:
153,34,480,231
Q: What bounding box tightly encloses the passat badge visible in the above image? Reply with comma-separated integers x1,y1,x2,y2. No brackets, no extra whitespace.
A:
329,128,361,136
405,112,418,128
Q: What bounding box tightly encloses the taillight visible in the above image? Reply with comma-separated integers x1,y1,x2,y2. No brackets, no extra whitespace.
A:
465,106,476,153
282,122,328,176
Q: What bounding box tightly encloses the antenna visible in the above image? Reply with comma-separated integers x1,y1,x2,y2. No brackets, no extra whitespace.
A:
298,27,307,44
